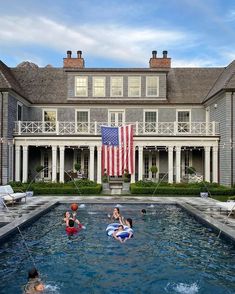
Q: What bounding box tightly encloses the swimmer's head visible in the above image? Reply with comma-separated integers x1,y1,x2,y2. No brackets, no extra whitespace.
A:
114,207,120,214
126,218,133,228
141,209,146,214
64,211,70,218
28,267,39,279
118,225,124,230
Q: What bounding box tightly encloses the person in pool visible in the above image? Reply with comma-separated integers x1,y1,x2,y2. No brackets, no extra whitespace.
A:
66,218,82,235
63,211,81,226
24,267,45,293
112,224,125,243
109,207,124,223
120,218,133,239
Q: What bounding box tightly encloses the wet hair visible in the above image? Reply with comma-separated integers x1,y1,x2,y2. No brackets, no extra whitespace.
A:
141,209,146,214
28,267,39,279
118,225,124,229
68,219,75,227
126,218,133,228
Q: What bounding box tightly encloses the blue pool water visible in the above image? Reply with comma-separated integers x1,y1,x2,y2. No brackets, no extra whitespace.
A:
0,204,234,294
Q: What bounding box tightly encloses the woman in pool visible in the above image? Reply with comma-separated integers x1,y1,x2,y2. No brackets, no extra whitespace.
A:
109,207,124,222
24,267,45,293
120,218,133,239
63,211,81,226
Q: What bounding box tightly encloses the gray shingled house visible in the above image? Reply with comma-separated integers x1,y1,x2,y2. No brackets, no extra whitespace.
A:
0,50,234,187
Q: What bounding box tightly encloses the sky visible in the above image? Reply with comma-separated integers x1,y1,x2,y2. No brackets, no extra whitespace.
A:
1,0,235,68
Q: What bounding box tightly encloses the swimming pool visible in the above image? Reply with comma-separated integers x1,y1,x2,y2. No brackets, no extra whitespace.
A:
0,203,234,294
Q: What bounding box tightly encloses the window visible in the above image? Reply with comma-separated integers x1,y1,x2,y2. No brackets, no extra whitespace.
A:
75,76,88,96
177,110,190,133
76,110,89,133
43,152,49,178
144,111,157,133
109,110,124,126
43,109,57,132
128,76,141,97
111,77,123,97
146,76,159,97
93,77,105,97
17,102,23,121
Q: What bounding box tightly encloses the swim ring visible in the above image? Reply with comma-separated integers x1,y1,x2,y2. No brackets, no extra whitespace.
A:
106,223,133,239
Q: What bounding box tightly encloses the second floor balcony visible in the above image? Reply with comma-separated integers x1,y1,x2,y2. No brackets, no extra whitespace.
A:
13,121,219,136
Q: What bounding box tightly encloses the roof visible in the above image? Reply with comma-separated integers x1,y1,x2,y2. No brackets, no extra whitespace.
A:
0,61,26,97
0,60,231,104
204,60,235,101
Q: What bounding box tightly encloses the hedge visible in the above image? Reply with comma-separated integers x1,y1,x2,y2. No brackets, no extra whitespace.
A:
130,183,235,196
9,180,102,195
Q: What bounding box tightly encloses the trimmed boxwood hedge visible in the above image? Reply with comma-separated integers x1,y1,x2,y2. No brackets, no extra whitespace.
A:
8,180,102,195
130,182,235,196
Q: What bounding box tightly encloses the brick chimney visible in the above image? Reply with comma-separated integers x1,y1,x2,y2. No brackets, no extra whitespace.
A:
149,50,171,68
63,50,85,68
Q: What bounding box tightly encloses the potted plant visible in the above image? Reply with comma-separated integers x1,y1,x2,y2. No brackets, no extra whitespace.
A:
35,165,44,173
149,165,158,182
102,168,108,183
187,166,196,175
74,163,81,172
123,169,130,182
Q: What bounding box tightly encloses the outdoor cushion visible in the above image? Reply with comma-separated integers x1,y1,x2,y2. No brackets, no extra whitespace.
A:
2,192,26,201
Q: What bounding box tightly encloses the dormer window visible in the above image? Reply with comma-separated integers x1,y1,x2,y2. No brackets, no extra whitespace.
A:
111,77,123,97
75,76,88,96
128,76,141,97
146,76,159,97
93,77,105,97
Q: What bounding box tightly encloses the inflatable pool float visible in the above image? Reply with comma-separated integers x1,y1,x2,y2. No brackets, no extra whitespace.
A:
106,223,133,239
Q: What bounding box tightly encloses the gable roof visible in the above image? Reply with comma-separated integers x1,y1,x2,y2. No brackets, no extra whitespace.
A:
0,61,26,98
204,60,235,102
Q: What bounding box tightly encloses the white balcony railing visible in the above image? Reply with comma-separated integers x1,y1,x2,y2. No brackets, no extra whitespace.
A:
14,121,219,136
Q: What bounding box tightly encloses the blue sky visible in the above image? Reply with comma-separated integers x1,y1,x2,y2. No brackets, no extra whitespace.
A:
1,0,235,68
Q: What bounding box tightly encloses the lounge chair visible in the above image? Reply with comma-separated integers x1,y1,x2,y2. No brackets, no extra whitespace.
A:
0,185,27,205
217,201,235,215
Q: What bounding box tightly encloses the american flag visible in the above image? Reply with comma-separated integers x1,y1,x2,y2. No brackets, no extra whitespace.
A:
101,125,134,176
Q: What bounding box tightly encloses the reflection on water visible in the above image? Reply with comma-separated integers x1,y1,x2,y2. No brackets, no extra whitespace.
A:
0,204,234,294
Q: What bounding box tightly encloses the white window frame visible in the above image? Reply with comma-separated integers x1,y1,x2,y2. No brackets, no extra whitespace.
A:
75,109,90,133
176,109,191,133
75,76,88,97
128,76,141,97
42,109,57,133
110,76,123,97
92,76,106,97
143,109,158,134
17,101,23,121
146,76,159,97
108,109,125,126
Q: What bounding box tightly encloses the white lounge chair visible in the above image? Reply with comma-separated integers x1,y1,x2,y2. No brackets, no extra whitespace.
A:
0,185,27,205
217,201,235,215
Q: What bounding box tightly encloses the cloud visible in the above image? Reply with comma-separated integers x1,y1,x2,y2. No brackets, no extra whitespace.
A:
0,16,192,66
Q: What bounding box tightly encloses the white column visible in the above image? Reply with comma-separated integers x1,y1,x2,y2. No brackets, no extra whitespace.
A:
89,146,95,181
168,146,173,183
176,146,181,183
131,148,135,183
15,146,21,182
138,146,143,181
22,146,28,183
204,146,211,182
212,146,218,183
148,152,152,180
97,146,102,184
59,146,65,183
52,146,57,182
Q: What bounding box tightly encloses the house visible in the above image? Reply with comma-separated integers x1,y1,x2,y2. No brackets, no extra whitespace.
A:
0,50,234,186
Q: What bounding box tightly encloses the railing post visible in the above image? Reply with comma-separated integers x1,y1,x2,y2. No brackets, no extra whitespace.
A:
174,121,177,135
18,121,21,135
136,121,138,135
56,121,59,135
212,121,216,135
95,121,97,135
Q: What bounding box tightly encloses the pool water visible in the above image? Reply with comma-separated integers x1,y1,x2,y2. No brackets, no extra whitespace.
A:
0,204,234,294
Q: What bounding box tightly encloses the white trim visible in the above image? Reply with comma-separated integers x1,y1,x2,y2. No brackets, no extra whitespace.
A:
146,76,159,97
110,76,123,97
17,101,23,121
176,109,191,122
92,76,106,97
128,76,141,97
75,76,88,97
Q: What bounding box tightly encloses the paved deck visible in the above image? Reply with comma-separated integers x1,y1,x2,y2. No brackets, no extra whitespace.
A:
0,196,234,242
